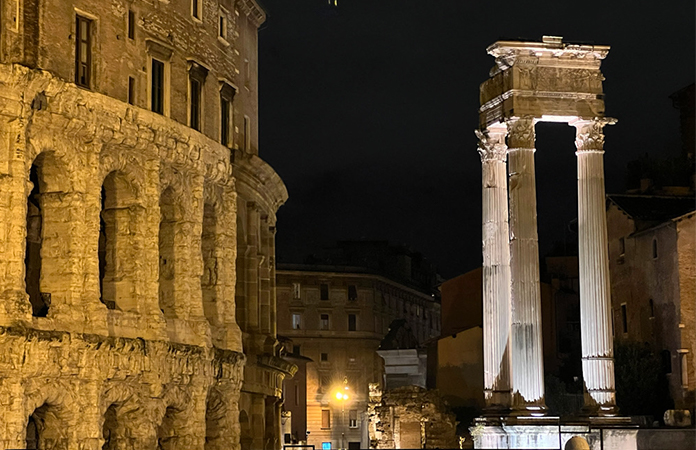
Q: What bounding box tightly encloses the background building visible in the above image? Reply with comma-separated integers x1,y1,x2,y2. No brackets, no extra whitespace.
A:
0,0,291,449
276,241,441,449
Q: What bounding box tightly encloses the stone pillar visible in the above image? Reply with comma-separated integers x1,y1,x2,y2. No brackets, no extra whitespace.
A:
573,117,618,416
477,124,512,411
506,117,546,414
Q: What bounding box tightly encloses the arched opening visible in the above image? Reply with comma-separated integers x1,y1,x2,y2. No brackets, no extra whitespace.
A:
201,202,219,327
25,161,45,316
26,403,69,450
157,406,183,450
204,389,227,450
159,187,177,318
239,410,252,450
100,171,139,311
102,403,118,450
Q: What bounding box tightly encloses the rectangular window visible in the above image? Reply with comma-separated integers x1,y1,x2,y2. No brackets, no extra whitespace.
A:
292,282,301,299
192,0,201,19
320,314,329,330
127,10,135,39
127,77,135,105
320,283,329,301
320,352,328,362
75,15,92,88
189,76,201,130
292,345,300,355
292,313,301,330
322,443,331,450
321,410,331,429
151,58,164,114
348,285,357,301
619,237,625,255
294,383,300,406
348,314,357,331
621,303,628,334
349,410,358,428
243,115,251,151
652,238,658,259
219,14,227,39
220,96,230,145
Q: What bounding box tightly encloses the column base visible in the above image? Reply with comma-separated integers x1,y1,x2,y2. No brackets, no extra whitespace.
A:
471,416,638,450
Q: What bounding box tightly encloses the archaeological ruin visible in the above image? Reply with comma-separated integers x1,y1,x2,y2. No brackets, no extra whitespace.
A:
474,36,637,449
0,0,295,449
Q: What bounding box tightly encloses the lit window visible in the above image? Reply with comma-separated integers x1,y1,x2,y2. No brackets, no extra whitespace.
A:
322,442,332,450
320,314,329,330
349,410,358,428
75,15,92,88
292,313,301,330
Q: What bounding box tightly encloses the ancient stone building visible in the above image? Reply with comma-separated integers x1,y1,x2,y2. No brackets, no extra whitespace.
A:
0,0,292,449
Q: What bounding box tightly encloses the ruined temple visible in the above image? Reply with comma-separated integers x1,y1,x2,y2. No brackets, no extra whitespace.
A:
0,0,294,449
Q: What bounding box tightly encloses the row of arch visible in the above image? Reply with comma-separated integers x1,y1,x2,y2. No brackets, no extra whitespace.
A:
21,386,242,450
23,149,232,335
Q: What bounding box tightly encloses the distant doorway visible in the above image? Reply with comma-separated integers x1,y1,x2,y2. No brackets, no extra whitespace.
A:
348,442,360,450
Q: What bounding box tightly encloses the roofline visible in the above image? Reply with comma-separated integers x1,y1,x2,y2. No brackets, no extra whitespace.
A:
629,210,695,238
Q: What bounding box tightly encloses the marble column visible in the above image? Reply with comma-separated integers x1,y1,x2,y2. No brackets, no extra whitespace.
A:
477,124,512,411
573,117,618,416
506,117,546,414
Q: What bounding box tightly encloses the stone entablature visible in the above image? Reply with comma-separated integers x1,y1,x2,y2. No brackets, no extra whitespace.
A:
480,37,609,128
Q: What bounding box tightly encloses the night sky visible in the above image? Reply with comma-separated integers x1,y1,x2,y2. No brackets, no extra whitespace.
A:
257,0,695,279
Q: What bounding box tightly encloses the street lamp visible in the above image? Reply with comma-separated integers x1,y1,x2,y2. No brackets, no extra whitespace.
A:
334,381,350,450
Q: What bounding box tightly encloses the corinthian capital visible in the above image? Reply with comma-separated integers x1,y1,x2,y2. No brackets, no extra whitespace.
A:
476,125,507,162
505,116,536,149
572,117,617,152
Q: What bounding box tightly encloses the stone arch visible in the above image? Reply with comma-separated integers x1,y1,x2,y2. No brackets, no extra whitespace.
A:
159,185,183,319
25,151,71,317
239,410,252,450
204,388,234,450
100,170,141,311
201,184,226,335
155,387,193,450
24,385,77,450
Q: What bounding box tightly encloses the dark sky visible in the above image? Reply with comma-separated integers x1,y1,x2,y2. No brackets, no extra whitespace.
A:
257,0,695,279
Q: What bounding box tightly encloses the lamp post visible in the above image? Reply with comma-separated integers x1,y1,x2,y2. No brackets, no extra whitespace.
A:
334,381,350,450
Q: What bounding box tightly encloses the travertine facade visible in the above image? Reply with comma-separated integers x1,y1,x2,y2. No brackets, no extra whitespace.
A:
0,0,291,449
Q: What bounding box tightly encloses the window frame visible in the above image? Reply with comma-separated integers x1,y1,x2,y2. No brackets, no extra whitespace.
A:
292,313,302,330
320,313,330,330
620,303,628,334
321,410,331,429
320,283,329,301
187,61,208,131
149,57,166,115
75,15,92,88
348,313,357,331
191,0,202,21
127,9,135,40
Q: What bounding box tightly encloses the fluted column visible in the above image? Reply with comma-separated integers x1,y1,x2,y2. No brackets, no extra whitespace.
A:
506,117,546,414
477,124,512,411
573,117,618,416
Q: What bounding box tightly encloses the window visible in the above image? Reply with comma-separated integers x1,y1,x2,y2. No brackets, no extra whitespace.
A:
652,238,658,259
219,14,227,40
292,282,301,299
619,237,625,256
621,303,628,334
191,0,201,19
320,283,329,301
127,10,135,40
349,410,358,428
348,314,357,331
127,77,135,105
320,314,329,330
75,15,92,88
188,63,207,131
151,58,165,114
292,345,300,355
292,313,301,330
649,299,655,318
322,443,332,450
321,410,331,429
294,383,300,406
219,83,235,147
320,352,328,362
348,285,357,301
243,115,251,151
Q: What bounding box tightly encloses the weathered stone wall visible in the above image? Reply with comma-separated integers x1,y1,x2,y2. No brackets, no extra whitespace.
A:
370,385,458,449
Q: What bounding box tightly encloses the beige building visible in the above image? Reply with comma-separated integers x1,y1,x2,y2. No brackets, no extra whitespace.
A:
607,194,696,413
0,0,292,449
277,252,441,450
